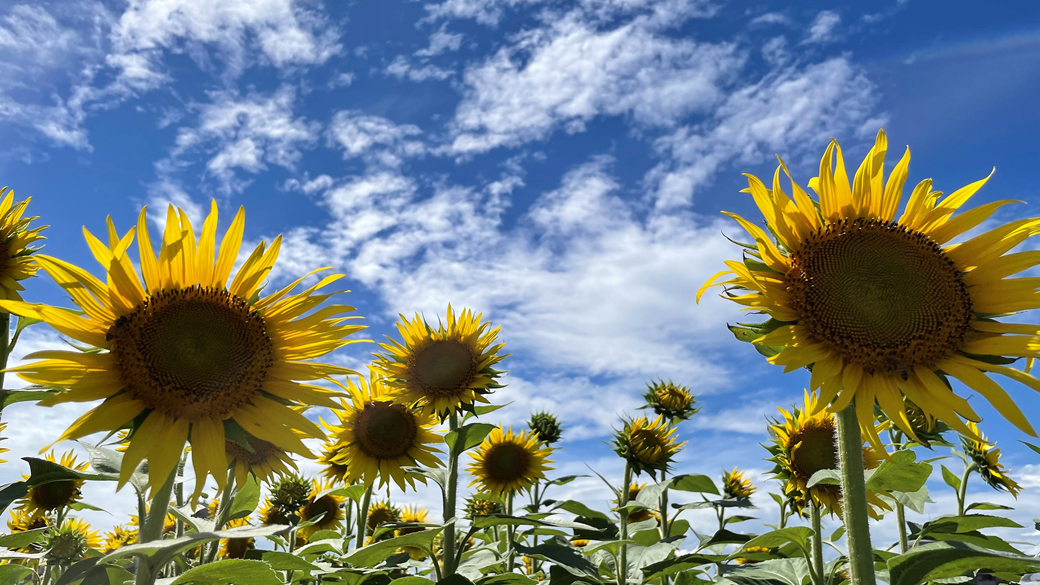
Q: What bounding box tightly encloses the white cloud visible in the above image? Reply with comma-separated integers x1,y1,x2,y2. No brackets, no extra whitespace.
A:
761,35,789,65
804,10,841,45
749,11,790,27
647,57,883,210
448,12,743,154
327,111,426,168
385,55,454,82
415,27,463,57
423,0,546,26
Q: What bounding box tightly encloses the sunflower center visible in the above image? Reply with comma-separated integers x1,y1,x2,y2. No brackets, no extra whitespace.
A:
354,402,419,459
303,496,339,526
367,507,397,529
109,285,274,420
788,425,837,481
409,340,476,397
630,429,665,464
483,442,532,483
786,218,972,374
225,438,279,466
32,481,78,511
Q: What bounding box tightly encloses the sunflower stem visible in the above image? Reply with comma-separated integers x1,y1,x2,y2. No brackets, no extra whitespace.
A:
658,469,669,540
204,469,236,564
895,502,908,553
956,462,977,516
0,312,10,393
506,492,516,573
810,501,825,585
443,411,461,576
136,465,178,585
617,462,633,585
356,484,372,550
834,403,876,585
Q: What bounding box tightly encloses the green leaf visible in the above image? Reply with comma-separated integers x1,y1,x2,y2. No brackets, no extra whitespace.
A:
462,402,512,423
438,576,476,585
922,514,1022,533
670,474,719,495
99,525,290,567
0,386,57,411
227,475,260,522
890,485,932,515
728,324,762,344
555,500,609,521
724,515,757,526
0,563,34,585
513,542,599,579
727,558,811,585
742,527,813,555
887,542,1040,585
169,505,215,534
471,514,592,531
641,553,723,580
170,559,282,585
669,519,690,537
701,529,751,548
342,529,441,568
1020,440,1040,457
571,516,618,541
476,575,538,585
828,526,845,542
805,470,840,489
321,484,368,504
674,498,754,511
546,475,584,487
405,466,448,491
259,551,319,571
78,443,148,493
0,481,27,516
445,423,496,456
965,502,1014,512
866,451,932,493
23,456,118,484
941,465,961,491
0,527,47,549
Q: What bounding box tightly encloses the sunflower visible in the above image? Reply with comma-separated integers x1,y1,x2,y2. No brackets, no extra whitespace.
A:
571,539,590,548
767,391,889,516
225,432,298,487
366,500,400,532
15,450,87,518
396,505,430,560
962,421,1021,496
464,493,503,518
269,475,312,517
734,546,772,565
326,372,444,491
616,483,657,524
218,517,255,559
698,130,1040,447
317,440,351,483
611,415,685,477
468,426,553,496
102,525,138,554
298,478,345,538
7,510,48,553
373,305,509,419
643,380,700,422
45,518,101,562
129,511,178,536
260,498,292,526
722,469,755,500
0,201,366,493
0,187,46,301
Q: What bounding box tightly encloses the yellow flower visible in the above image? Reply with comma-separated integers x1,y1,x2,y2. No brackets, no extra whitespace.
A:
571,539,590,547
767,391,889,517
298,478,345,538
218,517,255,559
734,546,772,565
0,187,46,301
6,510,47,553
643,380,699,422
316,440,351,484
617,483,658,524
468,426,553,496
699,130,1040,447
45,519,101,561
367,500,400,542
396,505,430,560
373,305,508,419
225,433,298,487
0,201,366,494
326,372,444,491
15,450,87,518
260,498,292,526
612,415,685,477
962,421,1021,497
722,468,755,499
102,525,138,554
129,511,178,536
464,493,503,518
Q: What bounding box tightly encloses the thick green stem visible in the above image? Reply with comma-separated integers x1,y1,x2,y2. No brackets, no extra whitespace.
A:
204,470,236,564
355,485,372,549
810,501,825,585
506,492,516,573
135,466,178,585
895,503,908,553
658,470,669,539
956,462,977,516
617,463,633,585
443,411,461,576
834,404,876,585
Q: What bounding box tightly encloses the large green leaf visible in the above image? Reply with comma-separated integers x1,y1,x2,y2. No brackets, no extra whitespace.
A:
727,558,810,585
514,542,599,579
227,476,260,522
865,450,932,493
446,423,496,457
0,527,47,549
641,553,724,580
670,474,719,495
555,500,610,522
627,537,683,576
342,529,441,568
55,558,134,585
699,529,751,548
0,564,34,585
472,514,592,530
259,551,319,571
741,527,813,555
99,525,290,567
889,485,931,515
476,575,538,585
170,559,282,585
887,542,1040,585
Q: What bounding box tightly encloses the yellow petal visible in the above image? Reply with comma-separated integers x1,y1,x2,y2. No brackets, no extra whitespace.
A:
214,207,246,289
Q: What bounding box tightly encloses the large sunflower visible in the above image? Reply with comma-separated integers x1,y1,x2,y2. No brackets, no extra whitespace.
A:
699,130,1040,446
767,391,888,516
468,426,553,496
15,450,87,518
0,186,46,301
962,421,1021,496
326,372,443,491
373,305,508,419
0,201,365,492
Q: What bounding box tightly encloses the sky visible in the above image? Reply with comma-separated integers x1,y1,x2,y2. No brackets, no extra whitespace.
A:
0,0,1038,555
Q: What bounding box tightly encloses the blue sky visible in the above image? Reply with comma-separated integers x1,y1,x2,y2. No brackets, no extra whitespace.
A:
0,0,1038,548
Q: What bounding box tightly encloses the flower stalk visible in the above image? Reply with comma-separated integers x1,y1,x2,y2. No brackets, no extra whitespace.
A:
617,462,633,585
835,403,876,585
443,411,461,576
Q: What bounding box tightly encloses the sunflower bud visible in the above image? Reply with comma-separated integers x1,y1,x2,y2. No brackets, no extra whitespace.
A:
269,475,312,516
45,520,97,562
642,380,699,423
722,468,755,499
464,493,503,519
961,422,1022,497
528,411,564,444
611,415,685,478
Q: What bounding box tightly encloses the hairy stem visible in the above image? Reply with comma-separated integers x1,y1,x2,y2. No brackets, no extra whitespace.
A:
956,462,978,516
443,411,461,576
835,403,876,585
810,501,825,585
356,485,373,550
618,463,633,585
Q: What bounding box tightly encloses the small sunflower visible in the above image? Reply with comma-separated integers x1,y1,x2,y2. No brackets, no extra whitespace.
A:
734,546,772,565
316,440,351,484
962,421,1021,496
260,498,292,526
367,500,400,532
45,519,101,562
699,130,1040,448
0,187,46,301
616,483,657,524
464,493,503,518
767,391,888,517
7,510,48,553
396,505,430,560
129,511,178,536
722,469,755,500
298,478,345,538
373,305,509,419
15,450,87,518
326,372,444,491
225,432,298,487
218,517,255,559
571,539,590,548
0,201,365,493
528,411,564,445
611,415,685,477
643,380,699,422
468,426,553,496
102,525,138,554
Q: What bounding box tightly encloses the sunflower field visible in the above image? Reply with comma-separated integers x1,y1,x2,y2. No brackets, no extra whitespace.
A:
0,131,1039,585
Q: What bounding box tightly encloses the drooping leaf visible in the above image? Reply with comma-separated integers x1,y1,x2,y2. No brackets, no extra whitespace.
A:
555,500,610,522
342,529,441,568
741,527,813,555
0,527,47,549
546,475,585,487
0,481,26,517
513,542,599,579
170,559,282,585
446,423,496,457
227,475,261,522
887,542,1040,585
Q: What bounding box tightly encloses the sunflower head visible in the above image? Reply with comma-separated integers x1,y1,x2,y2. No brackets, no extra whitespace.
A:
298,479,345,538
270,475,312,515
528,411,564,445
326,372,444,491
218,517,255,559
611,415,684,478
396,505,430,560
643,380,699,422
468,426,553,496
464,493,503,518
102,525,138,554
0,187,46,301
367,500,400,533
45,519,100,562
317,440,351,483
722,468,755,500
698,130,1040,449
0,201,365,494
128,511,178,536
17,450,87,517
962,422,1021,497
260,498,292,526
225,433,298,488
373,305,509,420
7,510,48,553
